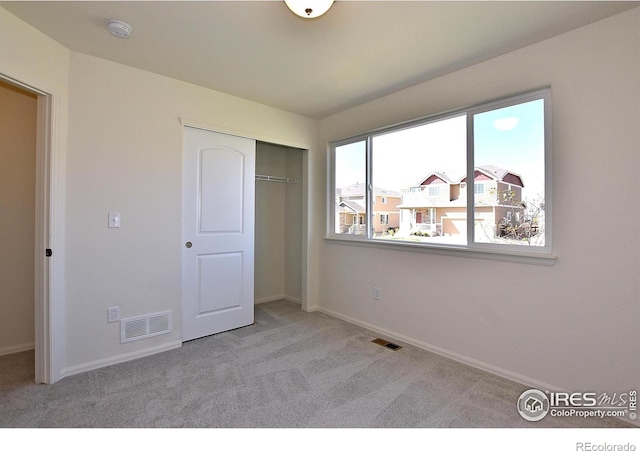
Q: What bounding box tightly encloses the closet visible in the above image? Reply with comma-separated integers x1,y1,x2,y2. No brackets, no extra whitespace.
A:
254,142,304,305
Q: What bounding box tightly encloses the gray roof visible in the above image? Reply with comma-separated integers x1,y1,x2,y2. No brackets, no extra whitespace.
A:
476,165,524,187
337,200,365,213
416,171,456,186
477,165,508,180
409,166,524,187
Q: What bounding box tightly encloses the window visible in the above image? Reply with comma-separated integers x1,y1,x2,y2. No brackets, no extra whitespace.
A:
427,208,436,224
381,197,387,204
330,89,551,256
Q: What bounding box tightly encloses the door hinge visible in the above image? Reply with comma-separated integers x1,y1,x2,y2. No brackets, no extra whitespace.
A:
45,249,52,257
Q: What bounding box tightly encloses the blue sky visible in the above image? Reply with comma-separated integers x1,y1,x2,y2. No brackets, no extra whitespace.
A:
335,98,545,200
474,99,545,198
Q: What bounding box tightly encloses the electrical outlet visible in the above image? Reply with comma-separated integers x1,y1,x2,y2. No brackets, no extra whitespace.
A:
107,306,120,323
373,287,381,301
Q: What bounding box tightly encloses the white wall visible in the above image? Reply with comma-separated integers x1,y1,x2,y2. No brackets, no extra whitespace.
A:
0,81,37,355
315,8,640,396
63,53,316,372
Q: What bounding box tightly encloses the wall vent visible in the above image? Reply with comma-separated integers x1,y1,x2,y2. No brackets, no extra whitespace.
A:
121,310,172,343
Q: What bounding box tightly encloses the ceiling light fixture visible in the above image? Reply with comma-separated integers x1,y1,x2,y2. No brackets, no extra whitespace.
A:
284,0,334,19
107,19,132,39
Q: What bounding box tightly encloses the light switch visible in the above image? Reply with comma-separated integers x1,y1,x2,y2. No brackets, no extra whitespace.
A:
108,212,121,228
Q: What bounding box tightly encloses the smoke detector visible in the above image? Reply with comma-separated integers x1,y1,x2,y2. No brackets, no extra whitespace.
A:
107,20,132,39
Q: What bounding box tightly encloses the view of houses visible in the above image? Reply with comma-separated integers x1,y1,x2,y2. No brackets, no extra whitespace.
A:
336,165,543,245
336,183,402,235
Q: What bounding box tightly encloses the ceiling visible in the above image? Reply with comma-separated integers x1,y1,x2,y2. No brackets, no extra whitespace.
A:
2,1,638,119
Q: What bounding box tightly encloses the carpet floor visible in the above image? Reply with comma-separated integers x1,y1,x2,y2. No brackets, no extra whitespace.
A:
0,300,632,428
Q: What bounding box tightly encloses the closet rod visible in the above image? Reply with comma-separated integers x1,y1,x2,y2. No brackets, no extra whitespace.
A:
255,174,298,184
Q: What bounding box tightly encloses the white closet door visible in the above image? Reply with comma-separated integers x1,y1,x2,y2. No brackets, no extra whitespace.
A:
182,127,255,341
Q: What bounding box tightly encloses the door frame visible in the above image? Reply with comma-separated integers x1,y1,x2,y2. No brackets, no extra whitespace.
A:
1,72,61,384
179,118,310,312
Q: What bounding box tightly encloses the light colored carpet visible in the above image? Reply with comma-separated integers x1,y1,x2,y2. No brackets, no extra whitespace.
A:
0,300,631,428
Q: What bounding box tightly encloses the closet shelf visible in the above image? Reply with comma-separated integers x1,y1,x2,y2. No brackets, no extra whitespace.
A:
255,174,298,184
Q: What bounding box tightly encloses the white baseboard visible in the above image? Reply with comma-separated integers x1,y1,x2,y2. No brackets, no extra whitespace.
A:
315,306,639,427
255,295,302,305
0,342,35,357
254,295,285,304
316,306,559,390
60,340,182,378
284,295,302,305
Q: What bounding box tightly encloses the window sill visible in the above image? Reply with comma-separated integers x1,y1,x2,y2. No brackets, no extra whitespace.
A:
325,235,557,266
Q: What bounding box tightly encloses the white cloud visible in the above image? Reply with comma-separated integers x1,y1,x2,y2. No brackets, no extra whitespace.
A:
493,116,519,131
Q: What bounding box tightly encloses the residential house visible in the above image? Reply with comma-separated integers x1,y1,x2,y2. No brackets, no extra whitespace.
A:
467,166,529,241
336,183,401,235
398,166,527,241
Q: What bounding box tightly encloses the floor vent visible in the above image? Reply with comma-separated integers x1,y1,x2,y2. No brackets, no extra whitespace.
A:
121,310,172,343
371,338,402,351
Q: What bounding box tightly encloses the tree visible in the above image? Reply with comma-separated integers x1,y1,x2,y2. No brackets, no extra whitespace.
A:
491,187,545,246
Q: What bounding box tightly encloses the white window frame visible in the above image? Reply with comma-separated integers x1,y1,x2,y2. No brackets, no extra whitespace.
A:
427,208,436,224
328,88,554,265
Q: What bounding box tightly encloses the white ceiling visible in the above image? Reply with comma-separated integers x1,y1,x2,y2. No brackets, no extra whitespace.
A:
2,1,638,119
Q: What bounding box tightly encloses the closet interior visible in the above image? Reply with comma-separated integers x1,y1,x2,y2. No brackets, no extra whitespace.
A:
254,142,303,305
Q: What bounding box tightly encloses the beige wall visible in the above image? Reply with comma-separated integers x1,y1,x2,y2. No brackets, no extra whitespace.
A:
284,148,303,302
372,195,401,233
0,80,37,354
315,8,640,397
475,181,498,205
255,143,286,302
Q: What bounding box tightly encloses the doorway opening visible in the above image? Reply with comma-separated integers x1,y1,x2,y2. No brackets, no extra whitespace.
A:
0,79,36,363
0,73,55,384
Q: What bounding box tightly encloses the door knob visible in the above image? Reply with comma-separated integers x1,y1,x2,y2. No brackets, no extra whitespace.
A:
185,241,192,248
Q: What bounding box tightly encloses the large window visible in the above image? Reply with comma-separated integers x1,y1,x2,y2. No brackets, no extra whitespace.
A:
330,89,551,256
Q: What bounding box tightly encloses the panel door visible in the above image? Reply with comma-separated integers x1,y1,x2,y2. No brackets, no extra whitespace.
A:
182,127,255,341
